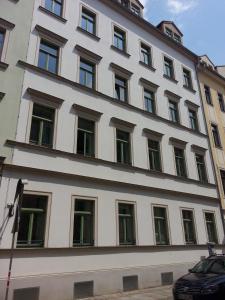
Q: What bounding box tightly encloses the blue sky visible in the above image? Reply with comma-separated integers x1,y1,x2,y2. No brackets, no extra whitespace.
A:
141,0,225,66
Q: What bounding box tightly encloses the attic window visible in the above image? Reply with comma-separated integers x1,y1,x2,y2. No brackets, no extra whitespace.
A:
121,0,129,8
165,27,182,44
131,3,140,15
165,27,173,38
174,33,181,44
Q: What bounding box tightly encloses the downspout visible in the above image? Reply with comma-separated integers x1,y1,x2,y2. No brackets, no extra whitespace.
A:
195,60,225,241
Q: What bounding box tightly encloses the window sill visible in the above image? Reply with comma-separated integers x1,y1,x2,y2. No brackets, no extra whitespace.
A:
163,74,178,84
0,61,9,70
139,61,156,72
110,45,131,58
39,6,67,23
183,85,196,94
77,26,100,41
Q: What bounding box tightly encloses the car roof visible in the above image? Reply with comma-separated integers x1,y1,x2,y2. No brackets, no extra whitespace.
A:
207,255,225,260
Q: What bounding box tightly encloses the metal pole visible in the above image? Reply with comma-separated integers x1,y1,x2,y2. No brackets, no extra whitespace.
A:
4,180,24,300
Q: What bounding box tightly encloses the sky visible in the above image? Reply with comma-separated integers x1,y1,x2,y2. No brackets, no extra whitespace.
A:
140,0,225,66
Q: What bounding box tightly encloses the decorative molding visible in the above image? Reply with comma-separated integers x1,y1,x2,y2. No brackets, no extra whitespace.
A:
191,145,207,153
110,117,136,129
75,45,102,62
165,90,181,100
76,26,100,41
143,128,164,139
185,100,200,109
169,137,188,147
110,45,131,58
0,61,9,70
110,63,133,78
0,18,15,30
26,88,64,106
72,104,103,119
139,78,159,90
35,25,68,45
17,61,207,138
38,6,67,23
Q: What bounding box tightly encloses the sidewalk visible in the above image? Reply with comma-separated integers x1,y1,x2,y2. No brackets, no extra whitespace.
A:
85,285,173,300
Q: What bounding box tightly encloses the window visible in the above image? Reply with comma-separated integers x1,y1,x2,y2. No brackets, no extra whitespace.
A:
189,109,198,131
140,43,151,66
118,203,135,245
205,212,218,243
174,33,181,44
204,85,212,105
144,89,155,113
182,210,196,244
195,154,207,183
131,3,140,15
183,68,193,89
45,0,63,16
211,124,221,147
169,100,179,123
0,29,5,59
30,103,55,148
220,170,225,195
116,129,131,164
17,194,48,248
174,147,187,177
153,206,169,245
164,57,174,79
77,117,95,157
115,76,128,102
165,27,173,38
120,0,129,8
114,27,126,51
73,199,94,246
81,7,96,35
218,93,225,112
79,59,95,89
38,40,59,74
148,139,161,171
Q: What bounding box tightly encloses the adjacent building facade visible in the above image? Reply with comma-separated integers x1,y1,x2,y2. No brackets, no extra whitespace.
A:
0,1,224,299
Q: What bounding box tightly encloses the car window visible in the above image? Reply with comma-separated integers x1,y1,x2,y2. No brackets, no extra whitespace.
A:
191,259,214,273
209,260,225,274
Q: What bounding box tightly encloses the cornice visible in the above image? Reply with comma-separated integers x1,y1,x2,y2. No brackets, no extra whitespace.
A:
198,63,225,87
27,88,64,105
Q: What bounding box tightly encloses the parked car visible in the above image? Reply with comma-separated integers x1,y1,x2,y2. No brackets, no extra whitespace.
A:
173,255,225,300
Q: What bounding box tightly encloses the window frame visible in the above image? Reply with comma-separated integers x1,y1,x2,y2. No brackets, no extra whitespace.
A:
79,57,96,89
70,196,97,247
37,38,60,74
144,88,156,114
180,208,197,245
116,200,137,246
114,74,128,103
16,191,51,248
148,138,162,172
163,56,175,79
173,146,188,178
195,152,208,183
203,210,218,244
0,19,15,64
211,123,221,148
204,85,212,105
183,67,193,90
113,25,127,53
218,92,225,112
116,128,132,165
168,99,180,123
0,28,6,61
188,108,199,131
140,42,152,67
81,6,97,35
43,0,64,17
152,204,171,246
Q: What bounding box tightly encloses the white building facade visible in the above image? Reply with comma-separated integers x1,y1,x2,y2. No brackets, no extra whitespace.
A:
0,0,224,299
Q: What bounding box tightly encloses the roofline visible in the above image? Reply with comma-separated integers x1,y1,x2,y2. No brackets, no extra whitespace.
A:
156,20,183,37
98,0,198,62
199,54,215,67
198,61,225,86
135,0,144,9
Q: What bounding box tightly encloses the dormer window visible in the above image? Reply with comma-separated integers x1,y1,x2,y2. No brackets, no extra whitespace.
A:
121,0,129,8
174,33,181,44
157,22,183,44
131,3,140,15
165,27,173,38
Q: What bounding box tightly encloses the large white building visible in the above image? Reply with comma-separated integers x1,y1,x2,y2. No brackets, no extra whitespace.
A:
0,0,224,299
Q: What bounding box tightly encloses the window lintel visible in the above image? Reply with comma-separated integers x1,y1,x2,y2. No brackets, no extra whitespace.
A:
143,128,164,140
170,137,187,148
110,63,133,78
111,117,136,130
72,104,103,120
139,77,159,90
75,45,102,63
35,25,68,46
0,18,15,30
165,90,181,101
27,88,64,106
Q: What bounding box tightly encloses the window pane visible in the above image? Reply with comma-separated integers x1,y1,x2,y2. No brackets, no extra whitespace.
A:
119,203,135,245
144,90,155,113
153,207,169,245
0,30,5,57
38,51,48,70
115,76,127,102
174,148,187,177
80,60,95,88
116,130,130,164
38,41,58,73
42,121,54,147
182,210,196,244
148,139,161,171
48,55,58,74
77,118,95,157
54,2,62,16
205,213,218,243
30,118,41,145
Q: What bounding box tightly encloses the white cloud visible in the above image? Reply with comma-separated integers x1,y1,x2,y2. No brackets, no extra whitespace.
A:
167,0,198,14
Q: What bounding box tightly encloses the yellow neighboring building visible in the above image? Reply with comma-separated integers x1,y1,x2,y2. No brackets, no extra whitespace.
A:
198,56,225,213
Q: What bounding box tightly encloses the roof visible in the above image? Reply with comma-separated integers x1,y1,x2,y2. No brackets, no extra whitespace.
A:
200,54,215,67
157,21,183,37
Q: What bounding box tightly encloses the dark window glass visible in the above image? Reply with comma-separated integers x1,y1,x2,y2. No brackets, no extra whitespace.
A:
131,4,140,15
220,170,225,195
205,212,218,243
153,206,169,245
116,129,131,164
211,124,221,147
148,139,161,171
165,27,173,38
120,0,129,8
218,93,225,112
174,147,187,178
38,40,59,74
164,57,174,78
45,0,63,16
79,59,95,89
196,154,207,183
169,100,179,123
81,8,96,35
17,195,47,248
30,103,55,147
182,210,196,244
77,117,95,157
114,27,126,51
144,90,155,113
0,29,5,59
118,203,135,245
115,76,127,102
183,69,192,89
174,33,181,43
73,199,94,246
204,85,212,105
141,44,151,66
189,109,198,130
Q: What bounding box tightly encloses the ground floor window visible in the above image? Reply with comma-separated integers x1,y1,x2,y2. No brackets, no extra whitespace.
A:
205,212,218,243
118,203,136,245
17,194,48,248
153,206,169,245
182,209,196,244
